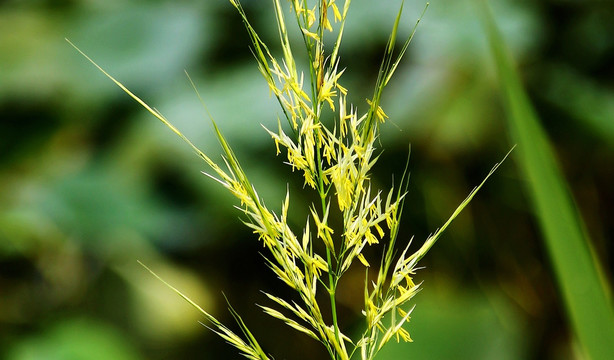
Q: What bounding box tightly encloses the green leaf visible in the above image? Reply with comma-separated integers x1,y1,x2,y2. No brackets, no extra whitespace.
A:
478,2,614,359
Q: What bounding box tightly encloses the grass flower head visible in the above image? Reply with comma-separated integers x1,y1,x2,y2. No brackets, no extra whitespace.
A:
69,0,510,359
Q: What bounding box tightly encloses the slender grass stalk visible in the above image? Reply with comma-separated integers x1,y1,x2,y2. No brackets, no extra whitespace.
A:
478,2,614,359
70,1,509,358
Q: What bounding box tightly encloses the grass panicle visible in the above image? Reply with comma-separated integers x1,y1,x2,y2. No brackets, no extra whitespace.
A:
70,1,507,359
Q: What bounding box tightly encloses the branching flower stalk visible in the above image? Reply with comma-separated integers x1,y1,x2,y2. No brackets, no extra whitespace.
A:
69,0,510,359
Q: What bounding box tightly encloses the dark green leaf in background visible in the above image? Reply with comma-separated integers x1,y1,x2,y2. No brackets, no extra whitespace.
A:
478,1,614,359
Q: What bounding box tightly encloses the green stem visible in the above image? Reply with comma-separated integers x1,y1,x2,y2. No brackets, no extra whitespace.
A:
316,134,341,359
312,93,341,358
307,2,341,357
326,249,340,360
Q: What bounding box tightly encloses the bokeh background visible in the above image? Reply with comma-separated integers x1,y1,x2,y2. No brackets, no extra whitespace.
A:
1,0,613,359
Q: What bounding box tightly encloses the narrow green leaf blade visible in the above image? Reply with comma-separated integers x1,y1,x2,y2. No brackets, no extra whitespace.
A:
478,3,614,359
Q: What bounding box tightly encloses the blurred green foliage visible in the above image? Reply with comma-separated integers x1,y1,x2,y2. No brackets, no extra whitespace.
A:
1,0,612,359
481,1,614,357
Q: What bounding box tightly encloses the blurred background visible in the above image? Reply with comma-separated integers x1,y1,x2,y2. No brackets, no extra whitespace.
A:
1,0,612,359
